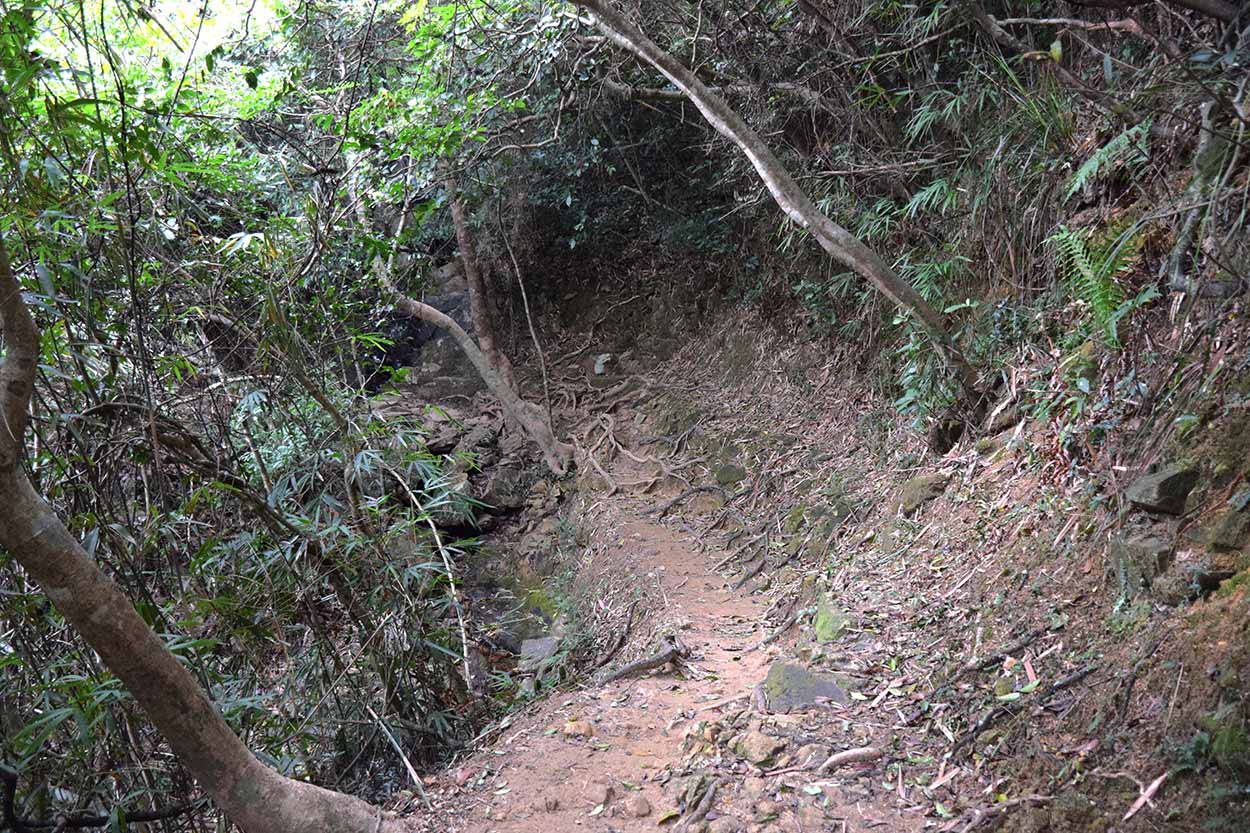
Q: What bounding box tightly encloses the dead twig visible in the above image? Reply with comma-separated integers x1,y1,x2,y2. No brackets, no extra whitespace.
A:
749,608,801,651
956,794,1052,832
958,626,1047,677
645,485,724,517
954,664,1097,751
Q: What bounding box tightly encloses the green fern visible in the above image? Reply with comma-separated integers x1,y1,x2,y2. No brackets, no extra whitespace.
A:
1048,224,1142,346
1064,122,1150,202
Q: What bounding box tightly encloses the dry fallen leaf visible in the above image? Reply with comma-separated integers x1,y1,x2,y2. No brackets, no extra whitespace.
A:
1123,771,1168,821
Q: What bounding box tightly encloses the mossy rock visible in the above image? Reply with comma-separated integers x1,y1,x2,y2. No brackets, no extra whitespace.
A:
1199,503,1250,552
713,461,747,486
783,504,808,534
806,500,853,538
1201,707,1250,776
762,661,849,712
813,597,848,644
896,472,949,517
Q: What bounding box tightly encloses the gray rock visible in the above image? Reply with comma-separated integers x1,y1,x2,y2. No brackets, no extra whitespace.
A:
762,661,850,712
518,636,559,674
1109,535,1174,596
1126,463,1199,515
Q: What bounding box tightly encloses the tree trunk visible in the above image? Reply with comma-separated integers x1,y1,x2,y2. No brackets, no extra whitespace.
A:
1067,0,1238,23
0,239,413,833
570,0,982,401
384,279,573,475
445,176,515,387
380,187,573,476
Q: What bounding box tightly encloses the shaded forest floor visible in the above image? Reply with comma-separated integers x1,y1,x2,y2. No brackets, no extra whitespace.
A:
388,278,1249,833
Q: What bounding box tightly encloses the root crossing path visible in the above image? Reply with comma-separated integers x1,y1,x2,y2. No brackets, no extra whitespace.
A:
426,486,922,833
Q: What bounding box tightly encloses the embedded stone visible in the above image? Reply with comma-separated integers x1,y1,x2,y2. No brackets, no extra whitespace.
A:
762,661,850,712
1126,464,1198,515
519,636,559,673
896,473,949,516
734,730,786,765
1109,535,1174,596
1200,505,1250,552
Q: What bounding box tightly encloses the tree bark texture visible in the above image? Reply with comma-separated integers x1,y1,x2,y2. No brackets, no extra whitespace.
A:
0,238,412,833
571,0,982,400
446,176,515,387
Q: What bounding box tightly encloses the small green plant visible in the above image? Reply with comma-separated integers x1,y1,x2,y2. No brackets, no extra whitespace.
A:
1048,224,1150,346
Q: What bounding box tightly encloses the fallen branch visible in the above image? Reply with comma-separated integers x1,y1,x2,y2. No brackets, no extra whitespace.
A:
958,626,1047,677
820,745,883,772
597,635,688,684
956,794,1052,833
731,555,768,591
678,777,721,832
954,664,1098,751
594,600,638,670
749,608,801,651
712,533,764,571
760,745,883,778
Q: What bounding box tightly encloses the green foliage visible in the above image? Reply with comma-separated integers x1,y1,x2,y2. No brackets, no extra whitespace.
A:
1048,224,1142,346
1064,122,1151,202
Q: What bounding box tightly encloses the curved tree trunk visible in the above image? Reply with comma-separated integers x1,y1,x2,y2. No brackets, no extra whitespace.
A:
380,186,572,476
0,239,412,833
571,0,982,400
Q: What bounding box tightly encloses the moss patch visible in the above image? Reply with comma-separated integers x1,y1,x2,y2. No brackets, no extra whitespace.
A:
813,597,848,644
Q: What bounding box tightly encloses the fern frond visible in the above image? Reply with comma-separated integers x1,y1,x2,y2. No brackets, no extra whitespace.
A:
1064,122,1151,202
1048,225,1133,346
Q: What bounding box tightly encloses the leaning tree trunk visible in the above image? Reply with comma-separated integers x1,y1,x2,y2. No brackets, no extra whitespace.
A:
379,189,573,476
381,272,573,475
445,176,515,387
0,239,413,833
571,0,982,401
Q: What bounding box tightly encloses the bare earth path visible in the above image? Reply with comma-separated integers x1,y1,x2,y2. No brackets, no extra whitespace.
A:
421,481,923,833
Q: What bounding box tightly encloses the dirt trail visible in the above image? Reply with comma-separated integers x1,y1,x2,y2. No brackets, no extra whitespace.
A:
426,475,923,832
448,509,770,831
